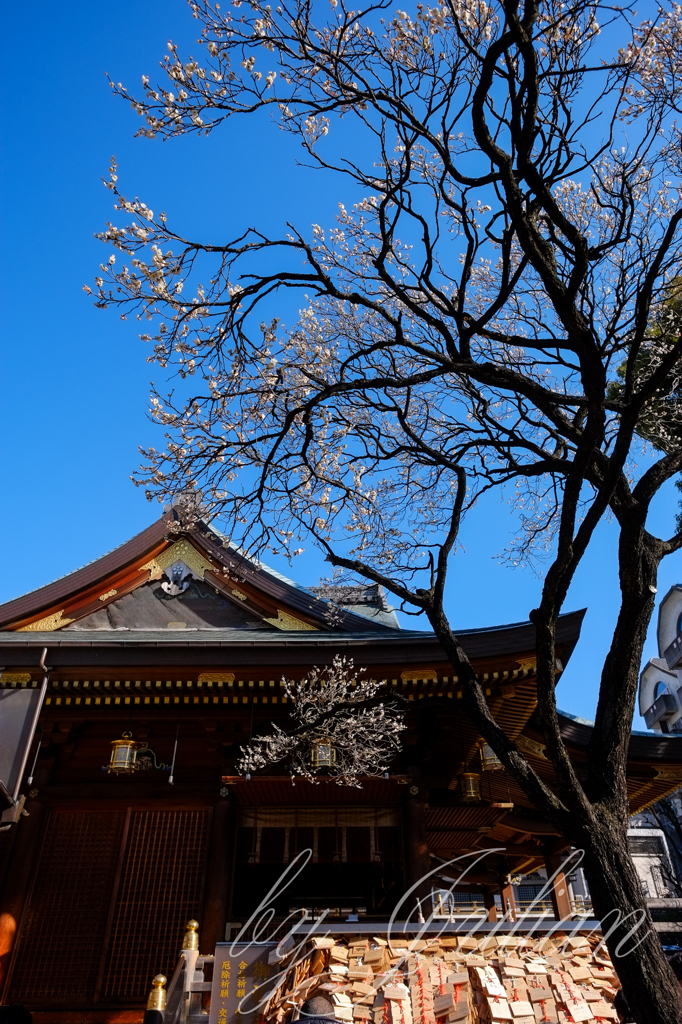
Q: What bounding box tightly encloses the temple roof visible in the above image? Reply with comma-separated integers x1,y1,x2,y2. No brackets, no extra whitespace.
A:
2,512,678,824
0,611,586,676
0,513,402,635
0,512,584,678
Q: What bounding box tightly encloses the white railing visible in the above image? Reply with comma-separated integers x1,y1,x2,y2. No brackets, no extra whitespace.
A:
433,897,594,919
570,896,594,916
147,946,213,1024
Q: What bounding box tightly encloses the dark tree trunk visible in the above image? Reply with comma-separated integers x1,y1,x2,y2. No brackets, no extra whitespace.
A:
576,811,682,1024
428,589,682,1024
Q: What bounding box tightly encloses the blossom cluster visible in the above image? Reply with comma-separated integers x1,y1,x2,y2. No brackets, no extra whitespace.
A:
237,657,406,787
90,0,682,585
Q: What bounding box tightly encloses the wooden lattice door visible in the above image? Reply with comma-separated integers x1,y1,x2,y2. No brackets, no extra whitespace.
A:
99,809,210,1000
6,806,210,1006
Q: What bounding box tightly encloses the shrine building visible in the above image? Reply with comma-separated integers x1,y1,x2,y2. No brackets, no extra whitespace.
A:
0,511,680,1019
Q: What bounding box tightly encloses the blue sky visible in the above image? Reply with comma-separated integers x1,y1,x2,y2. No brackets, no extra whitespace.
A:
1,1,679,729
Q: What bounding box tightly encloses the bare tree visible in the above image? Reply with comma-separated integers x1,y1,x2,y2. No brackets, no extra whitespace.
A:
90,0,682,1019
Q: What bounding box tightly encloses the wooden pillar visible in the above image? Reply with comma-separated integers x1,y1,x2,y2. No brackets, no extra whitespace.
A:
202,797,237,953
402,796,432,921
0,800,46,993
499,881,517,922
545,852,572,921
483,889,498,923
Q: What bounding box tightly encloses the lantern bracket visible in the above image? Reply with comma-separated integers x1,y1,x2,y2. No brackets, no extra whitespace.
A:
102,731,171,774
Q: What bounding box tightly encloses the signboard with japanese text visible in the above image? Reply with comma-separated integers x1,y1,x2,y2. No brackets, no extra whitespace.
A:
209,943,278,1024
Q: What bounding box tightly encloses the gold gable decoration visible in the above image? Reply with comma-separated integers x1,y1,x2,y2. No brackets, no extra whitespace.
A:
0,672,33,685
263,609,318,631
139,539,215,582
197,672,235,684
401,668,438,683
655,766,682,781
17,610,74,632
515,658,563,674
516,734,547,759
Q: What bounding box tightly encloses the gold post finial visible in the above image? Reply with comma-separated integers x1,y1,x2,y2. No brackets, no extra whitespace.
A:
181,919,199,951
146,974,167,1011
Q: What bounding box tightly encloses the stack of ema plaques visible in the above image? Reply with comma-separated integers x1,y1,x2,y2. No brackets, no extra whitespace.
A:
259,932,621,1024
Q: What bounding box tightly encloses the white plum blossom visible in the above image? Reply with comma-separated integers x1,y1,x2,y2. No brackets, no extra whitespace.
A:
237,657,406,787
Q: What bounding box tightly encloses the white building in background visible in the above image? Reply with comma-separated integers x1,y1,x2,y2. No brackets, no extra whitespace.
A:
627,828,678,898
639,584,682,734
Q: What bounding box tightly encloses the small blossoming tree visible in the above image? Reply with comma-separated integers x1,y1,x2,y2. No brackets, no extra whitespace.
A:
237,656,406,787
91,1,682,1019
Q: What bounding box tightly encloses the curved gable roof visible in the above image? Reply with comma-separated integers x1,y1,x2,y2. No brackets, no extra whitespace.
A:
0,513,397,634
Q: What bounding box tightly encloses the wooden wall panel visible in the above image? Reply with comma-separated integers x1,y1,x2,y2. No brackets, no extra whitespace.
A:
8,810,126,1001
0,825,16,887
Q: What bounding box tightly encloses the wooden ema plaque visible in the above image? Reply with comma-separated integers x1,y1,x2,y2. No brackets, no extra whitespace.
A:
210,943,277,1024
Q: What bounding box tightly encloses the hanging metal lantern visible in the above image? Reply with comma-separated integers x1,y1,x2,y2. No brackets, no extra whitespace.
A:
460,772,481,802
108,731,140,774
309,735,337,769
103,733,171,776
480,743,503,771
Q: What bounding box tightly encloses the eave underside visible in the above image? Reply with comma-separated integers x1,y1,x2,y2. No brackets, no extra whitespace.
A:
2,642,679,877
